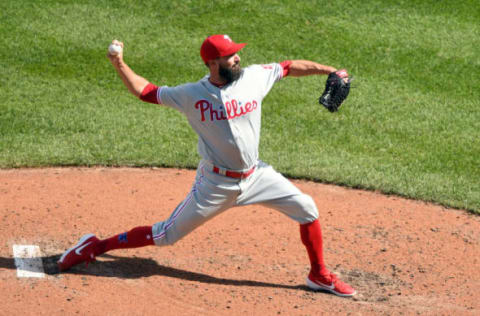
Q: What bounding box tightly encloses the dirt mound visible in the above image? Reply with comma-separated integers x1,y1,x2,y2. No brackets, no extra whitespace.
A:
1,168,479,315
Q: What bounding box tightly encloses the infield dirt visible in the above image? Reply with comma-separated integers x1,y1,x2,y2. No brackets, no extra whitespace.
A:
1,168,479,315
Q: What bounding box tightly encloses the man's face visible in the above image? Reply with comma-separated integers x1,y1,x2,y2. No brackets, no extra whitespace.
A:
217,53,242,84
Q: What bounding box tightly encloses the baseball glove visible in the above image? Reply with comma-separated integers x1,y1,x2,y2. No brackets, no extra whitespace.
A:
319,69,351,112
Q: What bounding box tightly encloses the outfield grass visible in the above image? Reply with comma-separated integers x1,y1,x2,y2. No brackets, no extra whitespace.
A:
0,0,479,213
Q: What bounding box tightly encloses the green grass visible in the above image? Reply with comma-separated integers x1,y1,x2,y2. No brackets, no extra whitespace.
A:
0,0,479,213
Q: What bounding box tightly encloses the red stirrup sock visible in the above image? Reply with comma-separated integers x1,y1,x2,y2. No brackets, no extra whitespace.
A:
95,226,154,256
300,219,329,276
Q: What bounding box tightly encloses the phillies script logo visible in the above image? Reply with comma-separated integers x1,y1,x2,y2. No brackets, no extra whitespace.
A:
195,99,258,122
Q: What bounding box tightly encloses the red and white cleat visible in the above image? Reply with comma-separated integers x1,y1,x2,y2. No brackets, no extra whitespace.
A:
58,234,100,271
306,271,357,297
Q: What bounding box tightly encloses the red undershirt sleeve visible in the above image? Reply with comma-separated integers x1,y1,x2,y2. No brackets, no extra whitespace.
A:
139,83,160,104
280,60,292,78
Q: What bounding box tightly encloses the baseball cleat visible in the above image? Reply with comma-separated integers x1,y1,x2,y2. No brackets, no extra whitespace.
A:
57,234,100,271
306,271,356,297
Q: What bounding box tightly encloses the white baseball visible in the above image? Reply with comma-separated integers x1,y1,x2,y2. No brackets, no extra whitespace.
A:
108,44,122,56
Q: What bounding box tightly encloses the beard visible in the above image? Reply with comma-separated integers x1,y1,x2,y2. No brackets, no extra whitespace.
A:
219,62,242,84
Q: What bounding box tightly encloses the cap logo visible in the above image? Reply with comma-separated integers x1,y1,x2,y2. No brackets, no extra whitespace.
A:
223,35,232,42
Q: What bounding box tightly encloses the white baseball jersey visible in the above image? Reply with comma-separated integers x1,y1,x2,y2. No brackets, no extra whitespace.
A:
150,61,319,247
156,63,286,171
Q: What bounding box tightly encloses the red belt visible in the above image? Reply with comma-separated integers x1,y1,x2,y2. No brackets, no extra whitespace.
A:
212,165,256,179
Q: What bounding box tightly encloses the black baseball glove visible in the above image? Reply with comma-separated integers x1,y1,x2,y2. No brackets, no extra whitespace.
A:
319,69,351,112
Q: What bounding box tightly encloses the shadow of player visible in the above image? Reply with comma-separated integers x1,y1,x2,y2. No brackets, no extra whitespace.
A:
0,254,308,291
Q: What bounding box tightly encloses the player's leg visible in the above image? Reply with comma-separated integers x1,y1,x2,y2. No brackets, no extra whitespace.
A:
152,166,239,246
236,161,356,297
96,172,237,252
58,167,239,271
58,226,155,271
236,162,326,271
95,226,155,254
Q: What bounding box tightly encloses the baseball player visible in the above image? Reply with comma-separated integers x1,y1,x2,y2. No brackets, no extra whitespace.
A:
58,35,356,297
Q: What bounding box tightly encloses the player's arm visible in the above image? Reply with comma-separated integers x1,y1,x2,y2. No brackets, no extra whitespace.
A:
286,60,337,77
107,40,151,98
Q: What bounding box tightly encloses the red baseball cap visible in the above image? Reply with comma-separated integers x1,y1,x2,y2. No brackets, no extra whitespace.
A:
200,34,246,63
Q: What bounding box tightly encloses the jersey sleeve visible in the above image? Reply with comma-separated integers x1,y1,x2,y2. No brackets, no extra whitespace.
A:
138,83,184,113
140,81,202,115
254,61,291,98
156,84,195,113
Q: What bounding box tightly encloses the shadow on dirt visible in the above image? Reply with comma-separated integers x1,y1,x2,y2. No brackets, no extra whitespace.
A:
2,254,406,300
0,256,16,270
1,254,309,291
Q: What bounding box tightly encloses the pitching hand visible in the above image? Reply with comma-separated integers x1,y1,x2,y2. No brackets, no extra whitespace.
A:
107,39,124,64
